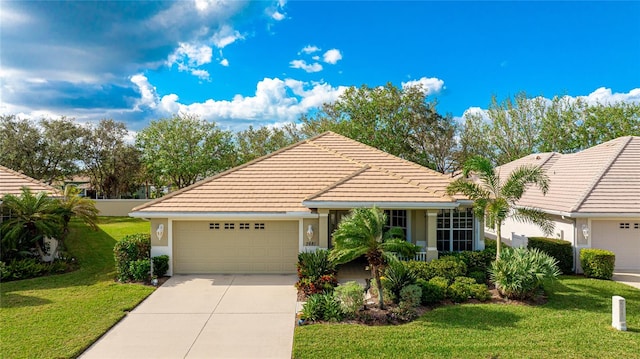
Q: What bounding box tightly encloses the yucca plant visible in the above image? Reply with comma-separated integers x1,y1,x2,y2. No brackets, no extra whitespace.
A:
489,247,560,300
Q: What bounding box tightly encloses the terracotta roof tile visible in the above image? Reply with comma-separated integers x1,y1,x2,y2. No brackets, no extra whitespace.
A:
0,165,61,197
133,132,460,214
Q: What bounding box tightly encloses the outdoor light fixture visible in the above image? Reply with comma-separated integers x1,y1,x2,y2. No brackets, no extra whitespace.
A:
157,224,164,241
306,225,314,241
582,224,590,240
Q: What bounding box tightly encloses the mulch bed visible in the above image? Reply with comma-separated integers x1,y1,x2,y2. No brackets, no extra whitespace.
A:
297,284,547,326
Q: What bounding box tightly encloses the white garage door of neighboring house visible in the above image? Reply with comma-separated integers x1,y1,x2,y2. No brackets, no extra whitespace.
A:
591,220,640,270
173,220,299,274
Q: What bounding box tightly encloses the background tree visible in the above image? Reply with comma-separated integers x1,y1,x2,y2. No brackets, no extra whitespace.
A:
329,207,418,309
0,115,87,184
446,156,553,258
136,114,235,191
83,119,142,199
0,188,63,261
300,83,458,172
235,124,302,164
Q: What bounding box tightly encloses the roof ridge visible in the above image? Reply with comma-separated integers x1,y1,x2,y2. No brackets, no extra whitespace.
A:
571,136,633,212
304,165,370,201
131,134,320,212
0,164,61,195
310,132,452,199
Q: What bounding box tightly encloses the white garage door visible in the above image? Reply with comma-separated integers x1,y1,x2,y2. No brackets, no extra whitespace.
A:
173,220,299,274
591,220,640,270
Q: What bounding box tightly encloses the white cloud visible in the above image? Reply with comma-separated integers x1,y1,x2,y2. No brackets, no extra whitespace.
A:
323,49,342,64
578,87,640,105
312,55,320,61
289,60,323,73
190,69,211,81
147,77,346,128
211,24,244,48
220,58,229,67
130,74,158,110
401,77,445,95
167,42,213,67
300,45,320,54
271,11,285,21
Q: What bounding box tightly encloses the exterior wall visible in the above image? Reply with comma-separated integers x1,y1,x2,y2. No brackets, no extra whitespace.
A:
150,218,168,246
95,199,151,216
412,210,427,248
493,214,576,247
302,218,320,247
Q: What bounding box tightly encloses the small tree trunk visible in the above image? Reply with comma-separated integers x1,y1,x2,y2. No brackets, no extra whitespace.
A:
496,225,502,259
372,264,385,310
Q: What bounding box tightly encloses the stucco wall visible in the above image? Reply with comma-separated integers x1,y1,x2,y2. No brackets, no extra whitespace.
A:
94,199,151,216
492,214,576,246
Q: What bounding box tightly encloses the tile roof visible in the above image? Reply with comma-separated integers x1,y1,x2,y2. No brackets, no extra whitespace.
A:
0,165,61,197
132,132,460,214
497,136,640,214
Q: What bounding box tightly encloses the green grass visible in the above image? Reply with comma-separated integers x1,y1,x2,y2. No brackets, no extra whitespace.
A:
294,277,640,358
1,217,154,359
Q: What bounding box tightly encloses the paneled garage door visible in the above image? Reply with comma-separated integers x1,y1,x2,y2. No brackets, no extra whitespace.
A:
173,220,299,273
591,220,640,270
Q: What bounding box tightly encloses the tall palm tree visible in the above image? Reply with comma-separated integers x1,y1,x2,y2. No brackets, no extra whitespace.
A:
1,187,63,261
330,207,418,309
56,185,99,243
446,156,553,259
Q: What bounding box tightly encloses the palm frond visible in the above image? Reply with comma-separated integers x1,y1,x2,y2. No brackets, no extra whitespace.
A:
512,207,555,236
502,165,549,201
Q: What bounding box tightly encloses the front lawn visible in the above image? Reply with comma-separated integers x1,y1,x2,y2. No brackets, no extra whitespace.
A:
0,217,154,359
294,277,640,358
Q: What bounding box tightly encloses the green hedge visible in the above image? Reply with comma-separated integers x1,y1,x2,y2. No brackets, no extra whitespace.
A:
527,237,573,274
113,233,151,282
580,248,615,280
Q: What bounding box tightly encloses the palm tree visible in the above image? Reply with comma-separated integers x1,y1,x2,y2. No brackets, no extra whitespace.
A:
1,187,63,261
329,207,418,309
56,185,99,243
446,156,553,259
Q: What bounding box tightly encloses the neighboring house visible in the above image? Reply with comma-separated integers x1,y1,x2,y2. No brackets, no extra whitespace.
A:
129,132,482,275
491,136,640,271
0,164,61,223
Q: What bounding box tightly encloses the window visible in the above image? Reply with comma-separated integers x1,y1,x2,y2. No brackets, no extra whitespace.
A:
209,223,220,230
224,223,235,230
635,223,639,229
437,208,474,252
620,223,630,229
384,210,407,237
254,223,265,230
239,223,250,230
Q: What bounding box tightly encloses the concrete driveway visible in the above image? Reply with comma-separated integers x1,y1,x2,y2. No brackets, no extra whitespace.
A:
613,270,640,290
81,274,298,359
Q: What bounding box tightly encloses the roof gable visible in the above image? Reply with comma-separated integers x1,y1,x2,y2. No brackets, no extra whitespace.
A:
0,165,61,197
498,136,640,215
133,132,459,214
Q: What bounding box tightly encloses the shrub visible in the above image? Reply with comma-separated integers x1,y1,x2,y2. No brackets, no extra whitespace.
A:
388,301,418,322
0,258,74,281
580,248,615,280
406,260,432,281
152,255,170,277
468,270,487,284
447,277,475,303
113,233,150,282
129,259,151,282
334,281,364,318
300,293,343,322
490,247,560,300
528,237,573,274
428,276,449,301
399,284,422,308
384,260,417,303
296,274,338,296
429,256,467,283
297,250,336,279
470,283,492,302
439,250,494,274
416,278,445,305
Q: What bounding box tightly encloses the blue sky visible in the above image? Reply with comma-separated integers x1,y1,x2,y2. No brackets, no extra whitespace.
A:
1,1,639,131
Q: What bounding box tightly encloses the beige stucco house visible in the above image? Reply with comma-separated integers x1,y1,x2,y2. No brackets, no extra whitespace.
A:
129,132,482,275
492,136,640,271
